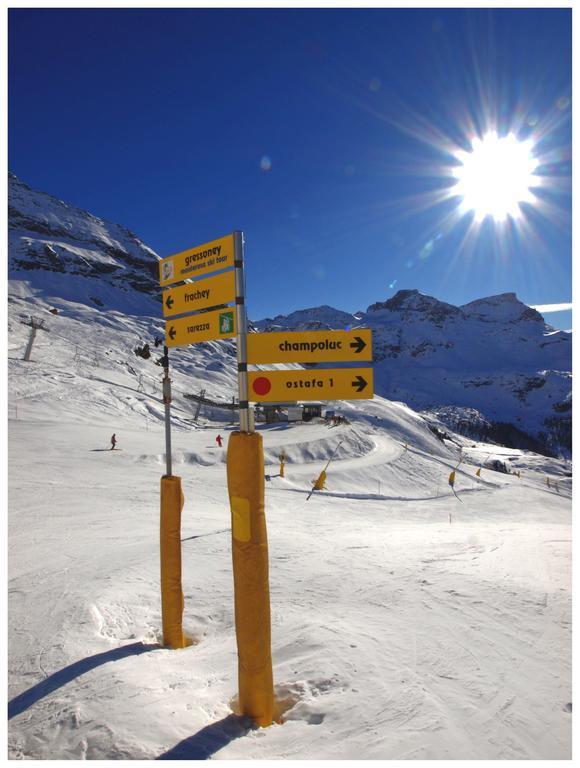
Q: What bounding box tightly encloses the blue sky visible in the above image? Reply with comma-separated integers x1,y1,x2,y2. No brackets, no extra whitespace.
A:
8,7,572,328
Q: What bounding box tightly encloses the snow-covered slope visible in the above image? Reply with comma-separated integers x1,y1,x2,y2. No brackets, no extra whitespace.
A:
8,172,160,316
257,289,572,457
7,332,572,760
7,175,571,760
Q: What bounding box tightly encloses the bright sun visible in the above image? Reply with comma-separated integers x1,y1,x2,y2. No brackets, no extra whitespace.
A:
452,132,539,222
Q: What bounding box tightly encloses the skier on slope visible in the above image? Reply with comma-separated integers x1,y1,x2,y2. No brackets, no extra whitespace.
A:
110,433,117,450
216,434,223,448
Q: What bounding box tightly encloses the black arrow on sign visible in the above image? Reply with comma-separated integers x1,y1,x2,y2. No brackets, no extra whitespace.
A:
349,335,366,354
165,295,174,310
168,326,176,341
352,375,367,393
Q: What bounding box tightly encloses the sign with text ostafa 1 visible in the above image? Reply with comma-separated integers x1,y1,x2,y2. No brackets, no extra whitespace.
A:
248,368,373,402
159,234,235,288
247,329,372,364
165,307,236,347
162,270,236,318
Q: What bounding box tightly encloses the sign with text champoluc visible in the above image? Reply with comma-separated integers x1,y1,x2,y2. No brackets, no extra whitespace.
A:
159,233,235,288
248,368,373,402
247,329,372,364
162,270,236,318
165,307,236,347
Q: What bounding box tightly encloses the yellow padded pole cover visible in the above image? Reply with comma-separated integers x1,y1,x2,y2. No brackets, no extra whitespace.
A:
160,475,186,649
227,431,274,727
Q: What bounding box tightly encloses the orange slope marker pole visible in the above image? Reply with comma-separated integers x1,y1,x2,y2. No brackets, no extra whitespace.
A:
306,440,343,501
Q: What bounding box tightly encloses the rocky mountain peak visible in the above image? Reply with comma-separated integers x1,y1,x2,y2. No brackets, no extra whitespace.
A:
367,289,462,324
461,293,543,324
255,304,357,332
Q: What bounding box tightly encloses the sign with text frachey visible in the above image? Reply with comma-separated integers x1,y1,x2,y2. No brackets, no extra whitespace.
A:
158,234,236,347
162,270,235,318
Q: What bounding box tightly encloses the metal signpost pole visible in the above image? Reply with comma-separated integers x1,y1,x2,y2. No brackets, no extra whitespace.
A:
234,231,251,433
162,345,172,477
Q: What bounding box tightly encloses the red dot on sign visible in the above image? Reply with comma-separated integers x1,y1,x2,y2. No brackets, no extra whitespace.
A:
253,376,272,396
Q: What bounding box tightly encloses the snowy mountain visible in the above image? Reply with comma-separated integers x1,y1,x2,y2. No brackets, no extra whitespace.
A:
8,172,571,456
257,290,572,456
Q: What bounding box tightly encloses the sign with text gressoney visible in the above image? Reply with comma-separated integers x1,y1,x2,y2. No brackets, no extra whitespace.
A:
162,270,235,318
247,329,372,364
159,234,235,288
248,368,373,402
165,307,236,347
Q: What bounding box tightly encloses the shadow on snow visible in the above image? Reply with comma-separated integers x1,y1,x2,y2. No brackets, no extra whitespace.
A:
157,714,253,760
8,641,157,719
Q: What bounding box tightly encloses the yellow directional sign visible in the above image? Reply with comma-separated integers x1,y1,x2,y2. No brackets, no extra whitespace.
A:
159,233,235,288
248,368,373,402
247,329,372,364
162,270,236,318
165,307,236,347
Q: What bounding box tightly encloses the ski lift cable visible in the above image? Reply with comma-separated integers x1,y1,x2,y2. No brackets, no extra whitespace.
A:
48,328,146,364
46,328,106,358
41,330,195,413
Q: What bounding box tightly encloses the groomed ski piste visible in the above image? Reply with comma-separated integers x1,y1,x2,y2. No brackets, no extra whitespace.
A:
7,291,572,760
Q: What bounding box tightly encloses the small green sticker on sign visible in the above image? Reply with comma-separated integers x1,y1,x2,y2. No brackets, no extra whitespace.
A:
219,311,234,335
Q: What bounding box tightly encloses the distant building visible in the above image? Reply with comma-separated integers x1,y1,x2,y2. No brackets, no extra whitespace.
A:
286,406,303,423
255,402,296,424
255,401,323,424
302,403,322,421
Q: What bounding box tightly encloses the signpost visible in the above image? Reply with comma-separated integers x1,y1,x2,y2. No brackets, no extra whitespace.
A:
247,328,372,364
248,367,374,402
165,307,236,347
158,233,235,288
155,227,374,728
162,270,236,318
